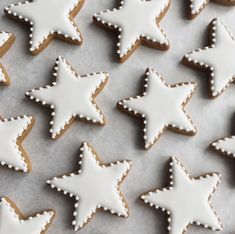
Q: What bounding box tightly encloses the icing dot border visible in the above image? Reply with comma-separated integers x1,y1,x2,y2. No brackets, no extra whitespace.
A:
0,197,55,233
0,115,34,173
211,135,235,158
93,0,170,62
117,67,197,150
47,141,132,230
140,157,223,233
25,56,108,139
4,0,84,54
183,18,235,98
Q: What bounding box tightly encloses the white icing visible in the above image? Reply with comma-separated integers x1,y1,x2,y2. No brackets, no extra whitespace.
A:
184,18,235,97
94,0,170,59
189,0,208,16
118,68,196,149
5,0,82,53
26,56,107,139
0,116,33,172
212,136,235,157
0,197,54,234
0,32,14,84
189,0,235,17
0,32,11,48
48,142,132,230
141,157,222,234
0,68,6,83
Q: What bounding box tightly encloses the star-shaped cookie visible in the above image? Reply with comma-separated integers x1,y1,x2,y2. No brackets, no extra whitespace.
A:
0,115,34,172
0,197,55,234
141,157,222,234
93,0,170,62
183,18,235,98
26,56,108,139
117,68,196,149
211,135,235,157
187,0,235,19
0,32,15,85
5,0,84,55
47,142,132,230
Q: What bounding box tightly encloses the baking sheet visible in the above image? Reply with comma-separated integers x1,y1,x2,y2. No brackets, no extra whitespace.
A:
0,0,235,233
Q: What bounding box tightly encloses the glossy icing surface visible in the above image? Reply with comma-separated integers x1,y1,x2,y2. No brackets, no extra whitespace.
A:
48,142,132,230
5,0,83,53
26,57,107,139
184,18,235,97
118,68,196,149
141,157,222,233
0,197,54,234
0,116,33,172
94,0,170,59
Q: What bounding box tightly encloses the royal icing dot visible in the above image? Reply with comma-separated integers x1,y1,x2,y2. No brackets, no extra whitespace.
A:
141,157,223,233
183,18,235,98
118,68,197,149
26,56,108,139
47,142,132,230
93,0,170,62
0,115,34,173
0,197,55,234
5,0,84,54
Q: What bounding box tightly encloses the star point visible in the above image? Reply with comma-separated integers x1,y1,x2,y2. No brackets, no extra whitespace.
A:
0,197,55,234
93,0,170,62
0,115,34,172
26,57,108,139
183,18,235,98
141,157,222,234
47,141,132,230
5,0,84,55
211,135,235,158
0,32,15,85
118,68,196,149
187,0,235,18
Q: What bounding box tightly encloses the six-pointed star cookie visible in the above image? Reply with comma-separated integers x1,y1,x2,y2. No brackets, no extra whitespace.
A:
26,56,108,139
141,157,222,234
93,0,170,62
0,197,55,234
5,0,84,55
47,142,132,230
183,18,235,98
0,115,34,172
0,32,15,85
211,135,235,158
187,0,235,19
117,68,196,149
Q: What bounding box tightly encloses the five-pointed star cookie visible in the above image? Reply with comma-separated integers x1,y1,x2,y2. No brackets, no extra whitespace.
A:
93,0,170,62
0,197,55,234
47,142,132,230
187,0,235,19
26,56,108,139
0,32,15,85
211,135,235,158
5,0,84,55
183,18,235,98
0,115,34,172
117,68,196,150
141,157,223,234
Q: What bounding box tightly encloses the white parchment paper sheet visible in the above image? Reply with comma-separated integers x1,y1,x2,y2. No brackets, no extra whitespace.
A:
0,0,234,233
